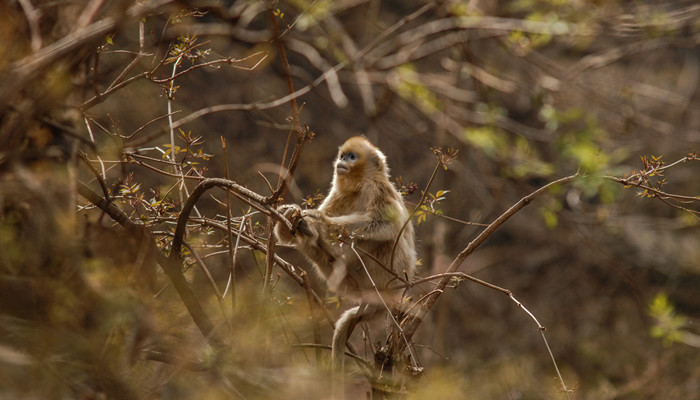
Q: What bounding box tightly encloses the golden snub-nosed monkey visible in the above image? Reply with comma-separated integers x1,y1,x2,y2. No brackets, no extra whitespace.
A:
274,136,416,378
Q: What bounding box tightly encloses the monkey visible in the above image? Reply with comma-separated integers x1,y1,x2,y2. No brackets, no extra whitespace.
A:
274,136,417,387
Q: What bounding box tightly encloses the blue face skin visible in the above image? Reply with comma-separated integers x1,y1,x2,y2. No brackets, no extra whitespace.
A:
340,151,358,162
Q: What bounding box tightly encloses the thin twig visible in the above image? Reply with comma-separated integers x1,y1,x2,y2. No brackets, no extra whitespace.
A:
78,152,110,201
170,178,295,262
194,217,336,327
389,161,440,271
301,271,323,365
125,111,182,140
292,343,370,367
402,269,572,398
222,137,237,311
267,8,301,136
261,7,308,296
395,173,579,395
149,52,267,83
17,0,42,52
606,175,700,203
127,156,206,181
105,20,146,93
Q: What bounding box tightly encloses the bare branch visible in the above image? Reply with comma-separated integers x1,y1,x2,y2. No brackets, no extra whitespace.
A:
78,182,223,345
17,0,42,52
400,173,579,342
148,52,268,84
169,178,295,262
2,0,175,104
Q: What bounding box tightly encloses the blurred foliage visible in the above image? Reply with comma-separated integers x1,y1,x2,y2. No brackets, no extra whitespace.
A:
649,292,688,346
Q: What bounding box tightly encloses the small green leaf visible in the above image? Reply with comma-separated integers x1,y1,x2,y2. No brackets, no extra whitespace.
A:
648,292,688,346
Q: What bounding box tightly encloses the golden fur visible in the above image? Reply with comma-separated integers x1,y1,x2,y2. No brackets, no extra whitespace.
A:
275,136,416,385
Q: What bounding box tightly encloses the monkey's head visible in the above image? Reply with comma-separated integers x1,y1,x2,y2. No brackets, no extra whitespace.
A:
332,136,388,192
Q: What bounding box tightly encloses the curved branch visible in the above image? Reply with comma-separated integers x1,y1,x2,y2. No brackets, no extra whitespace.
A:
170,178,295,261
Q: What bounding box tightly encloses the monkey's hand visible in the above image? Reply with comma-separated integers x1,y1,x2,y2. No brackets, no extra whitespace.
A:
274,206,343,283
274,204,304,244
298,209,325,237
274,204,321,243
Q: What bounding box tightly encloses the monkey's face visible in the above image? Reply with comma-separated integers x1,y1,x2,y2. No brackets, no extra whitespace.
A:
335,149,360,176
334,137,385,178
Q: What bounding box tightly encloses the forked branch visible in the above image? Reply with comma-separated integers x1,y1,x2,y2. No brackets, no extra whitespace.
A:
78,182,223,345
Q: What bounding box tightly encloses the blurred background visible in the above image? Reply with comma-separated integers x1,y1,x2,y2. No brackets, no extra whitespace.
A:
1,0,699,399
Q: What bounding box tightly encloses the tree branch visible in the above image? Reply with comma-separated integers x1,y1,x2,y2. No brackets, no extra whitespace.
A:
169,178,295,262
78,182,223,346
400,173,579,342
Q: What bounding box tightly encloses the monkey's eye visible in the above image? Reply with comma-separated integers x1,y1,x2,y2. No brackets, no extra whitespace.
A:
340,152,358,162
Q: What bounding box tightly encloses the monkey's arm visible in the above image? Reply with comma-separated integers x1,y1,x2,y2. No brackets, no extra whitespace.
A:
325,205,407,243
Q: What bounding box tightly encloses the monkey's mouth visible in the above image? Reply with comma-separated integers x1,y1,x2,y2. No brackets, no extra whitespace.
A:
336,162,350,174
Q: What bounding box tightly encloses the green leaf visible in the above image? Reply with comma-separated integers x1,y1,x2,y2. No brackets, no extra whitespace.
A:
648,292,688,346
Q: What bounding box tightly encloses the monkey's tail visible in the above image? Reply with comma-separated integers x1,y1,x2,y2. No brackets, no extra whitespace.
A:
331,305,360,399
331,305,359,369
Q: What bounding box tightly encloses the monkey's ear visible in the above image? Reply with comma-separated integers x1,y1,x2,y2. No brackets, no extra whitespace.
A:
370,153,381,168
370,151,387,171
